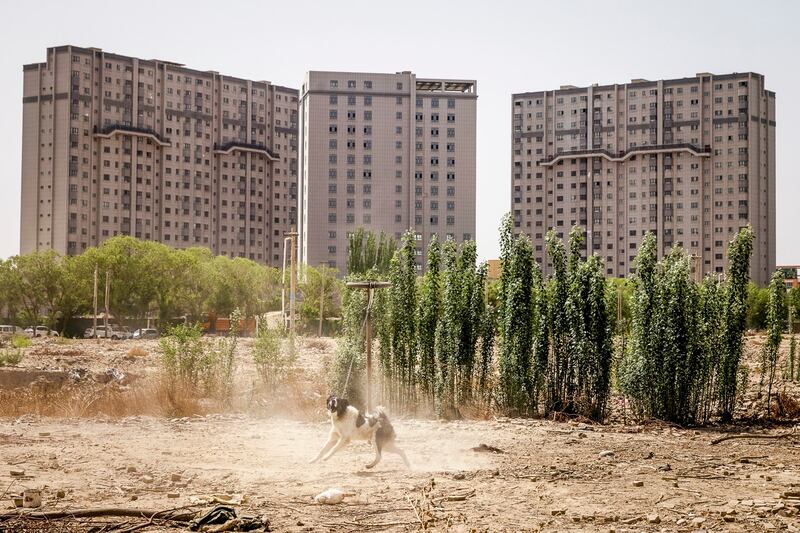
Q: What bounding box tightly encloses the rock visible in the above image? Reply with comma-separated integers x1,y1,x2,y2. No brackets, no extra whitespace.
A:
632,480,644,487
315,488,347,505
723,515,735,522
647,513,661,524
38,432,51,437
599,450,614,458
141,475,154,484
676,518,686,526
167,492,180,499
453,472,465,480
56,490,66,499
550,509,566,516
10,469,25,477
170,473,182,482
130,494,138,501
126,466,137,473
692,516,706,526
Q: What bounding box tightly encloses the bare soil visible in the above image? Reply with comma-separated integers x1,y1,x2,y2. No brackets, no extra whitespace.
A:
1,336,799,532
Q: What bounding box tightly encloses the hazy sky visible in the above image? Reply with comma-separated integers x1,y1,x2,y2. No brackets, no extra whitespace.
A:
1,0,797,264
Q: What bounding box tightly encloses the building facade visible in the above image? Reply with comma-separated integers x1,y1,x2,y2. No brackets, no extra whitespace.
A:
21,45,298,265
511,72,775,285
298,71,477,273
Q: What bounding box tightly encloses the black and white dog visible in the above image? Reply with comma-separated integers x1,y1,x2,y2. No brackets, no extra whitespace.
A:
310,395,410,469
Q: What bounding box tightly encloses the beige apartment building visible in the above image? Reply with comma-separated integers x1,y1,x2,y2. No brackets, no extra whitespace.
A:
21,45,298,265
511,72,775,285
298,71,477,273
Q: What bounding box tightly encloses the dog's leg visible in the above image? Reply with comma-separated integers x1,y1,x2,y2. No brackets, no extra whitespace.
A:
365,437,382,469
384,441,411,469
322,437,350,461
310,431,338,463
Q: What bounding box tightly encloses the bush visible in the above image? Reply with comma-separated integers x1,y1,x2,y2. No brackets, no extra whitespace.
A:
0,348,24,366
159,323,207,392
11,335,31,349
253,322,297,390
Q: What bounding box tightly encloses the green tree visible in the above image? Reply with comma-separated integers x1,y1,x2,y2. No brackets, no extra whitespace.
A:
416,235,441,400
719,226,754,421
761,271,787,417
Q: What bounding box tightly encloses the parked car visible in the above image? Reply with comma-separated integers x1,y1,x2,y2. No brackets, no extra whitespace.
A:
0,325,24,338
83,325,131,340
24,326,59,337
132,328,159,340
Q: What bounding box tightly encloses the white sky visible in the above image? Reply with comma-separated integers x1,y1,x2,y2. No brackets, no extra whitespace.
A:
1,0,797,265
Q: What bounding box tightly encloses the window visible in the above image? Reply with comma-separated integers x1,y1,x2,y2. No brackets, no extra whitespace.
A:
330,80,338,89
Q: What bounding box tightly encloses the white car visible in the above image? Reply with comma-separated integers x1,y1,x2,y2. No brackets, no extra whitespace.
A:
84,325,131,340
24,326,59,338
0,325,24,337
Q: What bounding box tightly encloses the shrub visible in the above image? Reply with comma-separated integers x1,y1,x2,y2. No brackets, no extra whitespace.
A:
159,323,207,392
253,321,297,390
0,348,24,366
11,335,31,349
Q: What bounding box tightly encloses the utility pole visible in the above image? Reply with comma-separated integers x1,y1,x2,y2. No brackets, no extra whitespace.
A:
318,263,326,337
104,270,110,336
93,265,98,341
345,280,391,412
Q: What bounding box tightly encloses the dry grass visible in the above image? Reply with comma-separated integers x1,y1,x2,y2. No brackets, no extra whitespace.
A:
0,379,220,419
126,345,148,358
303,337,329,351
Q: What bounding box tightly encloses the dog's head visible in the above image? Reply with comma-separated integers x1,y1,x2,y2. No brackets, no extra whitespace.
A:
326,395,349,418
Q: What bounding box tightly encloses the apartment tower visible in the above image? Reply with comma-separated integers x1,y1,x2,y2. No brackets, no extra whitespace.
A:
511,72,775,285
21,45,298,265
298,71,477,273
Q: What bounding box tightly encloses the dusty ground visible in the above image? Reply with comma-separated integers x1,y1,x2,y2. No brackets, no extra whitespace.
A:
1,335,799,532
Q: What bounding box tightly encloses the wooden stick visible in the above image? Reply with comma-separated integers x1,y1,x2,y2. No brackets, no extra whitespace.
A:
710,430,797,445
0,507,198,522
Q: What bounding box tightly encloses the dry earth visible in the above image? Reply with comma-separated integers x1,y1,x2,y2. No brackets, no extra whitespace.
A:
1,336,799,532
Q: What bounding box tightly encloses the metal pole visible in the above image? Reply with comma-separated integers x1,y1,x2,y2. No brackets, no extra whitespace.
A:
318,264,326,337
104,271,110,336
93,266,98,341
365,288,373,412
286,229,298,335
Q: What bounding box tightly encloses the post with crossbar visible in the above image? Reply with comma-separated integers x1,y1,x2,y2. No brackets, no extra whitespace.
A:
345,280,391,411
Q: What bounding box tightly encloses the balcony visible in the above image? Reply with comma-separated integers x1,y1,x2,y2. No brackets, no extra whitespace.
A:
93,124,171,146
213,141,278,161
537,143,712,167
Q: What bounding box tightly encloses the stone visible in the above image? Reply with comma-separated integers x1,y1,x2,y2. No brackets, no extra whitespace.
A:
167,492,180,499
632,480,644,487
647,513,661,524
126,466,137,473
453,472,465,480
599,450,614,458
130,494,138,501
723,515,735,522
56,490,66,499
38,432,50,437
170,473,182,482
141,475,154,484
550,509,566,516
10,469,25,477
676,518,686,526
691,516,706,526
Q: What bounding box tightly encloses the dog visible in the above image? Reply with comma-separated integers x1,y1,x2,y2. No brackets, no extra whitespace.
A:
310,395,410,469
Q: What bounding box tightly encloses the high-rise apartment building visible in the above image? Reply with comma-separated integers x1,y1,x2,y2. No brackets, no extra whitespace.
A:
21,45,298,265
298,71,477,273
511,72,775,285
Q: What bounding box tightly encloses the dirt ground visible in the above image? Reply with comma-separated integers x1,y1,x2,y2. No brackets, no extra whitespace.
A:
1,336,799,532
